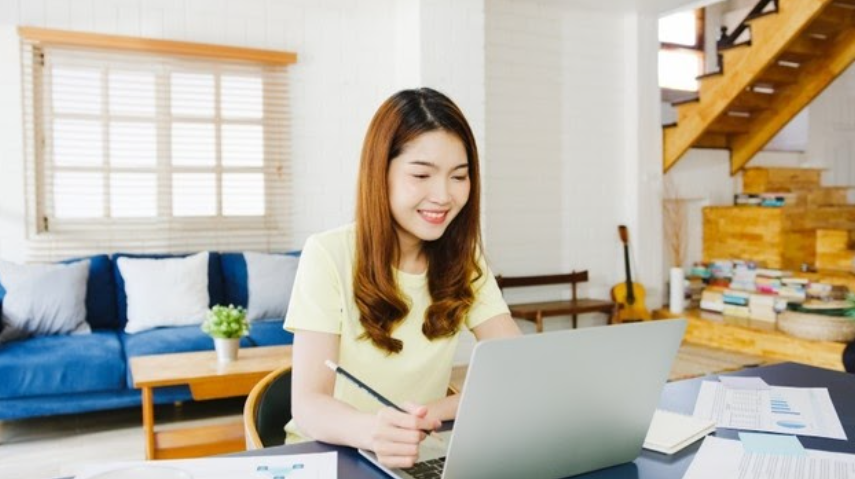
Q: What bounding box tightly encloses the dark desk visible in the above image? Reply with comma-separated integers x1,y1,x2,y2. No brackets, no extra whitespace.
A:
240,363,855,479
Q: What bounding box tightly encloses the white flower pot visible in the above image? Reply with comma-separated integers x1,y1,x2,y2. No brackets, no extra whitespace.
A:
669,267,685,314
214,337,240,363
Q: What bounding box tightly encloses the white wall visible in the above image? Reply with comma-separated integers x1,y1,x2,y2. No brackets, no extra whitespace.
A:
484,1,664,309
0,25,26,263
0,0,402,258
0,0,492,261
808,66,855,188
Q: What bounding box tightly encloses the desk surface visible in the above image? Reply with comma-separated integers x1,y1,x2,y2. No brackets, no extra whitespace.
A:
239,362,855,479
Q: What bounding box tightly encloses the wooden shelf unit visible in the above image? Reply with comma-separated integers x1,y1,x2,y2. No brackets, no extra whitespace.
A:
703,167,855,270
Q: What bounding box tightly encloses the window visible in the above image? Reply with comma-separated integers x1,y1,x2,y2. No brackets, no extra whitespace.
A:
19,28,295,247
659,10,704,92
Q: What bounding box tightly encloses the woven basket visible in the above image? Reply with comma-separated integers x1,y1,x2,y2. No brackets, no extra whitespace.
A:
777,311,855,342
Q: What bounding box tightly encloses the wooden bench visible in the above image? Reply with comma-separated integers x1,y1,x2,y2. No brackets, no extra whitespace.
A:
495,271,617,332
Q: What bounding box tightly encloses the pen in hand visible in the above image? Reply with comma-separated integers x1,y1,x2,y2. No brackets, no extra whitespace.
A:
324,359,444,443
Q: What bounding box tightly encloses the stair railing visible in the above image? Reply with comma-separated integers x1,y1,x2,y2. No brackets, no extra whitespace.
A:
715,0,777,70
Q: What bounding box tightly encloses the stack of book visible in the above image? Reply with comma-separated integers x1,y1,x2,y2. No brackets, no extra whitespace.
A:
733,193,797,207
754,269,785,295
721,289,751,318
686,276,706,309
779,277,808,303
729,265,757,292
748,293,779,323
700,289,725,313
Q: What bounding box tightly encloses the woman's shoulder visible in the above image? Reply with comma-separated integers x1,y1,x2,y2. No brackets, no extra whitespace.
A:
302,223,356,264
305,223,355,247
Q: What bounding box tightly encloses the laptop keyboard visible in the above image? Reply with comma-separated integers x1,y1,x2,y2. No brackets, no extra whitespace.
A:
404,457,446,479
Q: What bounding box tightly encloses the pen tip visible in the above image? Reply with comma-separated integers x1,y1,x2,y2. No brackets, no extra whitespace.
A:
324,359,338,371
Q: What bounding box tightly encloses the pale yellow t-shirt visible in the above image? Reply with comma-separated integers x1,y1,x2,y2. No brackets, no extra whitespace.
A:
283,223,509,443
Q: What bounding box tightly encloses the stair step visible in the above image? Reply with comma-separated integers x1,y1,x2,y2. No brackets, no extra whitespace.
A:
805,9,855,38
730,90,775,111
754,63,801,87
693,133,730,149
779,36,827,63
707,114,753,134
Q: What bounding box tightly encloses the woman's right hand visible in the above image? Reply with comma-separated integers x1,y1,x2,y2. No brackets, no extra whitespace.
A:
369,402,442,469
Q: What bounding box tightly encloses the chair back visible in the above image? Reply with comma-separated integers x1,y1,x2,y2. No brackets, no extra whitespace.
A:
244,365,293,450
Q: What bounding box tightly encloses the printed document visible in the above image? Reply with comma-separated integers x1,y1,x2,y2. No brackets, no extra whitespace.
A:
74,452,337,479
693,380,846,440
684,436,855,479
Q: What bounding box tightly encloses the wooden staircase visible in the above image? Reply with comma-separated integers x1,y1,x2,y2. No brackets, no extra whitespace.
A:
663,0,855,174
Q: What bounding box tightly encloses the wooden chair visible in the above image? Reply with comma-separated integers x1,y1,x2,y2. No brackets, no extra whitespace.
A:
243,365,292,450
496,271,617,332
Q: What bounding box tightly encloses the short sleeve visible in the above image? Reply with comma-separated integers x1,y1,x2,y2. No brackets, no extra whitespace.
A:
465,256,510,330
284,235,344,334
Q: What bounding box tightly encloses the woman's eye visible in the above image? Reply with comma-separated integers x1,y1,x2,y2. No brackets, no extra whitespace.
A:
412,174,429,179
452,175,468,181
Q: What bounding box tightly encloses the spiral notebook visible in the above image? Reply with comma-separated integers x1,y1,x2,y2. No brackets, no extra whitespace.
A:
643,409,716,455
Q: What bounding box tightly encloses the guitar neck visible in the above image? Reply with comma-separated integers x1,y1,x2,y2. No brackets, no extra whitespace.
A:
623,244,635,303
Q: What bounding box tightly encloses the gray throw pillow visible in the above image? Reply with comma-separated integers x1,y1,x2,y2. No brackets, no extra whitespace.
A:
0,260,91,344
244,252,299,322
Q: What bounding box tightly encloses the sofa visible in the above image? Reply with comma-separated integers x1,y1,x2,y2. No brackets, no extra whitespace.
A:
0,252,297,421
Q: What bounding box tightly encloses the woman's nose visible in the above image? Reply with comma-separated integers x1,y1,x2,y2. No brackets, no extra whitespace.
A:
428,178,452,204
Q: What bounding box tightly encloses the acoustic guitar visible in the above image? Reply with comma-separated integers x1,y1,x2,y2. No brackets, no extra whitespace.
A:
611,225,651,322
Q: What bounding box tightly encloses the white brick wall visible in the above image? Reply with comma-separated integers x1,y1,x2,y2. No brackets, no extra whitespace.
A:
485,2,655,306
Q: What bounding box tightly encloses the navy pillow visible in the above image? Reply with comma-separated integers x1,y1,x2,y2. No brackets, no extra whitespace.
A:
112,252,225,329
219,251,301,311
220,253,249,309
61,255,118,330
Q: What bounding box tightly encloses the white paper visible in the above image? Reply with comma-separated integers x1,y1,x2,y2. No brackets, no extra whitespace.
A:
74,452,337,479
693,381,847,440
718,376,770,390
684,436,855,479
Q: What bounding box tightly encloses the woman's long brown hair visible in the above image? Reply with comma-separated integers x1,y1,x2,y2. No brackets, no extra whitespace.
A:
354,88,482,354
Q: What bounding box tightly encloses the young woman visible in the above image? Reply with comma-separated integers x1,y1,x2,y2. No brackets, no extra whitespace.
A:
285,87,521,468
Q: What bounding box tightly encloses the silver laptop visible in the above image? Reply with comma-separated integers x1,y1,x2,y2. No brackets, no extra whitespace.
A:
360,319,686,479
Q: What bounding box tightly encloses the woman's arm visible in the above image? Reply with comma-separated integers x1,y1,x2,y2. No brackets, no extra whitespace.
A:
425,313,522,420
291,330,440,468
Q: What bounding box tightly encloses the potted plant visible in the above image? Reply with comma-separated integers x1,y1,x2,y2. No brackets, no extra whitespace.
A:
202,304,249,363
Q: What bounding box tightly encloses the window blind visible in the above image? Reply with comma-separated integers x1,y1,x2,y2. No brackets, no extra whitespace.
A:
19,33,294,261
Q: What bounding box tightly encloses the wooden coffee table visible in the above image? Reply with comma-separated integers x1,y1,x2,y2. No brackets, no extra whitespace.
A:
130,345,292,460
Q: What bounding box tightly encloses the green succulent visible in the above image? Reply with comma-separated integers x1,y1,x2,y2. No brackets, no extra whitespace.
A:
201,304,249,339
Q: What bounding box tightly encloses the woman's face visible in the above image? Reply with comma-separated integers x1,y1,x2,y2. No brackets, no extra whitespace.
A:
387,130,471,250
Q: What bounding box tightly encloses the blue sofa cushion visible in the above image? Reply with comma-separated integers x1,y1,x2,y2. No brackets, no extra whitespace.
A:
113,252,225,329
62,255,118,330
121,324,253,388
220,253,249,309
220,251,302,311
0,331,125,399
246,319,294,347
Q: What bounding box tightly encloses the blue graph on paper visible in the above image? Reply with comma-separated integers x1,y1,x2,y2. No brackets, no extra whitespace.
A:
256,463,305,479
771,395,807,429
